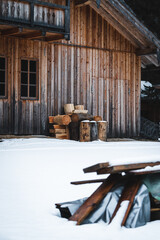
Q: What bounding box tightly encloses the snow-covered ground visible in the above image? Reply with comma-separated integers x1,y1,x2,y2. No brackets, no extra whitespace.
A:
0,138,160,240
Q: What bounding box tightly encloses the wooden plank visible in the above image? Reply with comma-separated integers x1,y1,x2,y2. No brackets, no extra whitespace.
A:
55,128,66,133
71,178,106,185
55,134,69,139
97,161,160,175
53,125,66,129
69,174,121,225
110,176,142,226
129,169,160,175
1,27,23,36
83,162,110,173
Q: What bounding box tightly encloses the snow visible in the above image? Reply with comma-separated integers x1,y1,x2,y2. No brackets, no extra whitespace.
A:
0,138,160,240
141,81,152,91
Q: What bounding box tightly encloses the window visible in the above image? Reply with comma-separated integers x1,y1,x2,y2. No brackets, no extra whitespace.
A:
21,59,38,99
0,57,6,97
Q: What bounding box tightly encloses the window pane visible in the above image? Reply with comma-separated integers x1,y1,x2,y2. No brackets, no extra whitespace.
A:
0,57,5,70
21,60,28,71
0,70,5,83
21,85,28,97
21,72,28,84
0,83,5,96
30,73,36,84
30,61,36,72
29,86,36,98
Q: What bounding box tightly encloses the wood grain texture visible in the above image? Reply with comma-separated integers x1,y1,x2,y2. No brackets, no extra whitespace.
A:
0,0,141,137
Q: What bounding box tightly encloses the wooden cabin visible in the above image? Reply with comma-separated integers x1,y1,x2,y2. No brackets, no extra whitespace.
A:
0,0,160,137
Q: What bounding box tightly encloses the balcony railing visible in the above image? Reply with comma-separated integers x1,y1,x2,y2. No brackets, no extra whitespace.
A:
0,0,70,39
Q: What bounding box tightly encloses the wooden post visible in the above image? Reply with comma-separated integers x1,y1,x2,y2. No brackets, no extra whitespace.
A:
80,121,90,142
98,121,107,141
69,122,80,141
90,121,98,141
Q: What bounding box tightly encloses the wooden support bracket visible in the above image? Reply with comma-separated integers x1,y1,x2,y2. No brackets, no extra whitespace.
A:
0,27,23,36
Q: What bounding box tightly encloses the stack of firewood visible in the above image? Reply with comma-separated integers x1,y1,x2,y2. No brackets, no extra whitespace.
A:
48,104,108,141
48,115,71,140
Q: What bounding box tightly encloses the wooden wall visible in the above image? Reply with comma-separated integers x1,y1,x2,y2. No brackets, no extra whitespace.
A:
0,0,141,137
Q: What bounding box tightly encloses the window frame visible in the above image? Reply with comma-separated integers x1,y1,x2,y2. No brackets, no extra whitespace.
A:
0,56,7,99
20,58,39,100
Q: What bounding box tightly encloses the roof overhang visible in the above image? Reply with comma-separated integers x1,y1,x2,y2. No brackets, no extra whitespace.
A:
75,0,160,68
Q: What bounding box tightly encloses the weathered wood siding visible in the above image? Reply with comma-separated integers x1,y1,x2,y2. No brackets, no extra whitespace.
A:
0,1,141,137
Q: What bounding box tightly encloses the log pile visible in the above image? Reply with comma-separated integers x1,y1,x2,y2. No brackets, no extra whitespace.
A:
48,104,108,141
48,115,70,140
56,161,160,226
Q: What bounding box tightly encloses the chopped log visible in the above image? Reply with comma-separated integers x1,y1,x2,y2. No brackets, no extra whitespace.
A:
64,104,74,114
71,113,102,122
75,105,84,110
110,177,142,226
55,129,66,134
53,125,66,129
90,121,98,141
53,115,71,125
96,161,160,175
71,178,106,185
71,113,93,122
93,116,102,121
83,162,110,173
69,122,80,141
69,174,122,225
98,121,107,141
55,133,69,139
73,110,88,114
49,116,54,124
80,121,90,142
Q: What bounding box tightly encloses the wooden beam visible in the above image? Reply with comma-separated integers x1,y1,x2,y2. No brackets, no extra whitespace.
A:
70,179,106,185
110,177,142,226
46,35,65,42
89,1,141,48
75,0,91,7
97,161,160,174
136,48,157,56
100,0,149,47
0,27,23,36
22,31,46,39
129,169,160,175
145,55,159,67
69,174,122,225
83,162,109,173
107,0,160,49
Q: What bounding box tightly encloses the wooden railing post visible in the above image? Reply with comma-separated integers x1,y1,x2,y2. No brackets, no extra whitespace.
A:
64,0,70,40
30,0,34,27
